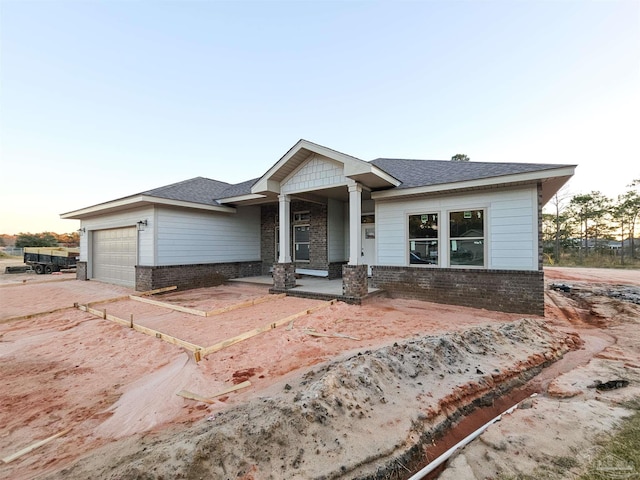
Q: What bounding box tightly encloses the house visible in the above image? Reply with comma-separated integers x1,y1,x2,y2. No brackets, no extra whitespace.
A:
61,139,576,315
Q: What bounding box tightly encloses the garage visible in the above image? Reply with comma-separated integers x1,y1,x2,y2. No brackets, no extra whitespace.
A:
92,227,137,287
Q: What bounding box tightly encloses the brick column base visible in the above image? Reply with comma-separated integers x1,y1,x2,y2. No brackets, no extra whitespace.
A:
273,263,296,289
342,264,368,298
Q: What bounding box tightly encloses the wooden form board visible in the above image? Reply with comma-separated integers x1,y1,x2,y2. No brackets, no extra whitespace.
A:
177,380,251,404
87,286,177,308
76,304,203,354
204,293,286,317
200,299,336,357
129,295,208,316
2,428,72,464
128,292,286,318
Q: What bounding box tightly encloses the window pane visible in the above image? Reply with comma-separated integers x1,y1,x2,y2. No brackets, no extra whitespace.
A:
450,210,483,237
409,240,438,264
450,239,484,266
294,226,309,242
409,214,438,239
295,243,310,261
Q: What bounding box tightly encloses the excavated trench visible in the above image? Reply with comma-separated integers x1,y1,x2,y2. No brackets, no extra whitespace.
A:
53,318,581,480
396,283,633,480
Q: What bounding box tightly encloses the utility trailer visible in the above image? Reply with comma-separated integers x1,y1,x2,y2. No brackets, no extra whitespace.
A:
23,247,79,274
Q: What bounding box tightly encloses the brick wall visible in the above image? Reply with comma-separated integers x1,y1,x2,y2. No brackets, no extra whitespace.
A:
261,201,329,273
135,261,262,292
371,266,544,315
76,261,88,281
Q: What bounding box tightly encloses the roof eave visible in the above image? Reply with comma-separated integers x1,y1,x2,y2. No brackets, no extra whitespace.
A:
371,166,577,200
60,195,236,219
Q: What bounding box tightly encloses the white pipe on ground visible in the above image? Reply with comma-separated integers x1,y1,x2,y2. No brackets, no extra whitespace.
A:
407,394,536,480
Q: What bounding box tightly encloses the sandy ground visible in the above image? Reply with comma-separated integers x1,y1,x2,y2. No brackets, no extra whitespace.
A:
0,265,638,479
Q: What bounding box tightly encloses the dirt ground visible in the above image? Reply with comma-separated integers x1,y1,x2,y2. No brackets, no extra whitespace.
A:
0,262,638,479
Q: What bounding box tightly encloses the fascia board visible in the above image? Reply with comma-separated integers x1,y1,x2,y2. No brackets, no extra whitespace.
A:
371,166,577,200
217,193,267,204
61,195,236,219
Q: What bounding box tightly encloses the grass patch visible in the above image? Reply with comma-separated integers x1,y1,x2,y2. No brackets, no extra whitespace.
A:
579,402,640,479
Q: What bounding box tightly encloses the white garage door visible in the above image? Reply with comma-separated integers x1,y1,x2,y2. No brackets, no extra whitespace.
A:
92,227,137,287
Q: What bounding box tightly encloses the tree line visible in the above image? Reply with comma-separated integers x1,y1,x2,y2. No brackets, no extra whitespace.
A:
543,179,640,265
1,232,80,248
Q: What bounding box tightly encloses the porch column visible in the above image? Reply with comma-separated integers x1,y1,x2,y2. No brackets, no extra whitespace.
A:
278,194,291,263
348,183,362,265
274,193,296,290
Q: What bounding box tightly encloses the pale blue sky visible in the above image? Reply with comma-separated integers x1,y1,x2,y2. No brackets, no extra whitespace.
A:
1,0,638,234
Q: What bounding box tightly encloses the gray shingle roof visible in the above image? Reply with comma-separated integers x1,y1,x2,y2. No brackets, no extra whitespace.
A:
143,177,231,206
140,159,573,206
218,178,259,199
370,158,574,189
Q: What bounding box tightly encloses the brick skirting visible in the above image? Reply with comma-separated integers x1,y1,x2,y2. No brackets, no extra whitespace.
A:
135,261,262,292
371,266,544,315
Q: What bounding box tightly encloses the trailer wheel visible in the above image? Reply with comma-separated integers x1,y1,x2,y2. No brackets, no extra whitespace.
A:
44,265,54,274
34,264,45,274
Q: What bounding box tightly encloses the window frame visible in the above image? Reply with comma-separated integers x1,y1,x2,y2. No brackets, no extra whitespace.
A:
447,208,486,268
293,224,310,263
407,212,440,267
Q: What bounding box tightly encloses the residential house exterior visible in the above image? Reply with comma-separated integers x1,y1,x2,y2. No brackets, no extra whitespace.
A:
61,139,576,315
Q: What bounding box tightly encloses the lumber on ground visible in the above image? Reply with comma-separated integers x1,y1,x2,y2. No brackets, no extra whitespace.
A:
205,293,286,317
200,299,336,357
177,381,251,404
76,304,204,353
2,428,72,464
129,295,207,316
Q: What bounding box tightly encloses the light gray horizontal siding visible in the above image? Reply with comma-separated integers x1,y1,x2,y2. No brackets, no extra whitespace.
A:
79,206,154,266
156,206,260,265
375,186,538,270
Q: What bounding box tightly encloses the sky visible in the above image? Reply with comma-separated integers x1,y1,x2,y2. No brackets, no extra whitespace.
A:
0,0,639,235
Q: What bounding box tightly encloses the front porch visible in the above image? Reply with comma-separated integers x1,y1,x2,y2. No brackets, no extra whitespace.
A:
229,275,384,305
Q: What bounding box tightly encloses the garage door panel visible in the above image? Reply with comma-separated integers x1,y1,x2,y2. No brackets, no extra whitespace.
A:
93,227,136,287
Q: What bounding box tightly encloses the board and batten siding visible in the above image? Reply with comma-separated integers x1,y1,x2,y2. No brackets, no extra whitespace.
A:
79,207,154,266
327,198,347,262
155,206,260,265
375,186,539,271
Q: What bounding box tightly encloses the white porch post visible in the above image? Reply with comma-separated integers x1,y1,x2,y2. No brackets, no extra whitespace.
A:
278,194,292,263
348,183,362,265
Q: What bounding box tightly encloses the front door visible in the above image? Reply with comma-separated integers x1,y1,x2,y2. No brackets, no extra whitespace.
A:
361,224,376,276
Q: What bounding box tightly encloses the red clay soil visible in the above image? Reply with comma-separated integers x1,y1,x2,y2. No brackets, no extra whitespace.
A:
1,266,637,479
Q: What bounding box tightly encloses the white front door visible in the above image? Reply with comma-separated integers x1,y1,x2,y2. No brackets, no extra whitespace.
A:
361,224,376,276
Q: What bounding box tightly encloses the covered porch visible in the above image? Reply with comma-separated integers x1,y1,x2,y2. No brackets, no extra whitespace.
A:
229,274,384,305
218,140,400,301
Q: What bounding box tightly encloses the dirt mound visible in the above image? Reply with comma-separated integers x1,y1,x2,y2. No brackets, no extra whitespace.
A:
54,318,577,480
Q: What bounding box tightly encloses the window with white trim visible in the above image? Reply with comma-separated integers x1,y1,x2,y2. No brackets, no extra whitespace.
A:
408,213,438,265
449,210,485,267
294,225,310,262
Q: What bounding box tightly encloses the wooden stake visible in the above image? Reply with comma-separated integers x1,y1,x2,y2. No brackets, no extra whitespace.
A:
75,304,204,354
2,428,72,464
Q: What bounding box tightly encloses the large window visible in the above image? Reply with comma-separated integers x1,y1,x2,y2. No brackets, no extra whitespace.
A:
449,210,485,266
294,225,310,262
408,213,438,265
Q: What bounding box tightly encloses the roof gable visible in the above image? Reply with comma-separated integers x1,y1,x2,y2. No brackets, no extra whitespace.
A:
250,139,400,195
